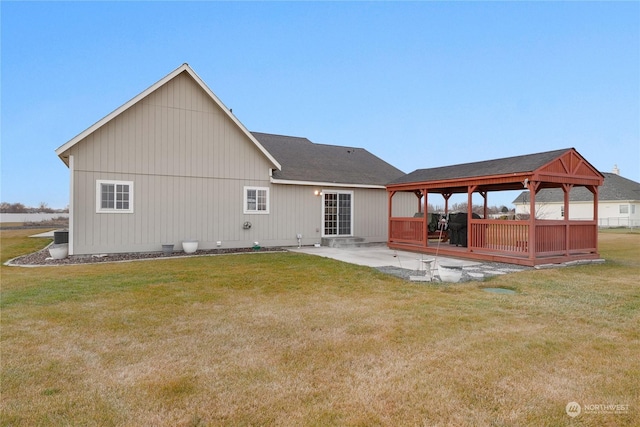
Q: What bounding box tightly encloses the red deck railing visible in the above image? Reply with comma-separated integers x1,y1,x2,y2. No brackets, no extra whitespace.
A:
470,220,529,254
389,217,598,260
389,217,424,244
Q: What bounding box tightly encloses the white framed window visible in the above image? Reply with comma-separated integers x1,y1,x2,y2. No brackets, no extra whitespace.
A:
244,186,269,214
619,204,629,214
96,180,134,213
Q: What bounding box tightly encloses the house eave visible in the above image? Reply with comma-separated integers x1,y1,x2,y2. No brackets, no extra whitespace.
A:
387,172,534,192
270,178,386,189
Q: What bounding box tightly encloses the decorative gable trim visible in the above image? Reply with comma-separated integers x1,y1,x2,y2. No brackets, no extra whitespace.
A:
55,64,281,171
535,148,603,185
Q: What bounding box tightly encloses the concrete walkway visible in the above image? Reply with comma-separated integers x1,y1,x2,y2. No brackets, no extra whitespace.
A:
30,230,58,238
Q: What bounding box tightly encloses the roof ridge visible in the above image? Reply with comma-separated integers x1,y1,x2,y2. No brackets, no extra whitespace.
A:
251,131,369,150
413,148,572,172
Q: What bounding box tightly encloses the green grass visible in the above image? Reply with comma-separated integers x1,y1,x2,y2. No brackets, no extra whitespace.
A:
1,229,639,426
0,228,57,264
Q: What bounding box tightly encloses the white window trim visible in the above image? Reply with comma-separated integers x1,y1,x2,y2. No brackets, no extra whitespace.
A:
243,186,270,214
96,180,134,213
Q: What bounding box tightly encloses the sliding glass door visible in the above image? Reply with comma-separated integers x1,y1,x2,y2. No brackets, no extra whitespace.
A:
323,191,352,236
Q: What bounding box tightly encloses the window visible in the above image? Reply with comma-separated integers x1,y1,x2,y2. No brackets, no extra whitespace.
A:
560,206,565,218
620,204,629,214
244,186,269,214
632,205,636,214
96,180,133,213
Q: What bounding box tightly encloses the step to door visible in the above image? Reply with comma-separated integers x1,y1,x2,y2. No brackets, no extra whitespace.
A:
321,237,368,248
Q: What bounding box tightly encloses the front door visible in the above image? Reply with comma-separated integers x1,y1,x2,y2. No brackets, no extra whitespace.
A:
323,191,353,236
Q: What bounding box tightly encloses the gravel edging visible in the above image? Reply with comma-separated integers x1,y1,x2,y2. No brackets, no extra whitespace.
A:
5,243,285,267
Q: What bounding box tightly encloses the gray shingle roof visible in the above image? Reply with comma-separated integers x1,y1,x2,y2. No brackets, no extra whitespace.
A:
252,132,405,186
388,148,571,185
513,173,640,203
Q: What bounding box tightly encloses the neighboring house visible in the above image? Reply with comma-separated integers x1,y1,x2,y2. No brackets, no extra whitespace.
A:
513,171,640,227
55,64,411,255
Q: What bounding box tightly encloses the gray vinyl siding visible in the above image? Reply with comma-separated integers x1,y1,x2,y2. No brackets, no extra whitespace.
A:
64,70,398,254
71,174,393,253
266,186,396,246
67,71,274,254
71,72,266,180
72,171,273,253
352,188,391,241
390,191,417,218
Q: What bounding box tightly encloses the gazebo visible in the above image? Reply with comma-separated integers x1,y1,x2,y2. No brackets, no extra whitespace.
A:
386,148,604,266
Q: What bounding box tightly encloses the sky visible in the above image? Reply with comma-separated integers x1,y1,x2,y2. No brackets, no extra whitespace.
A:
2,1,639,209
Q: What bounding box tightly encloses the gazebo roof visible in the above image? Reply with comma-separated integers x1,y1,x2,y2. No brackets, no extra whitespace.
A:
387,147,604,193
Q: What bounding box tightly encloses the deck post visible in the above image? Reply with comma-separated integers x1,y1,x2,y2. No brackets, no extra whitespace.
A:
443,193,452,216
563,184,572,257
387,190,395,244
480,191,487,219
527,181,539,260
423,189,429,247
468,186,477,252
591,185,599,254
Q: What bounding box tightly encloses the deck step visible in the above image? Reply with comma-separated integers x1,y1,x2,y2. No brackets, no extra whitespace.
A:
321,237,371,248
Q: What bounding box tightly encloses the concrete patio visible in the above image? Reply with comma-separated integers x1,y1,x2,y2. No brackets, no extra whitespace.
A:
288,244,530,282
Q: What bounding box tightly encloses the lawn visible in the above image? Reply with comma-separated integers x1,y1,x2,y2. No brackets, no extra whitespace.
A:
1,229,638,426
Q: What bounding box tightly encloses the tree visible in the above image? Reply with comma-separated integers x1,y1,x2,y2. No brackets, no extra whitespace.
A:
0,202,27,213
38,202,54,213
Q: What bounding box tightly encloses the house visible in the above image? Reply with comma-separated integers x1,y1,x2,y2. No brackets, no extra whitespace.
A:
55,64,412,256
386,148,605,266
513,169,640,228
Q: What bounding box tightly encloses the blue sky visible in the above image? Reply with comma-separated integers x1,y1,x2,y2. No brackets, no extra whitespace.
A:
2,1,638,209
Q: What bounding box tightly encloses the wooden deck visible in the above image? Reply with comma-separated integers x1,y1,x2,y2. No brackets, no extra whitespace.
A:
388,218,600,266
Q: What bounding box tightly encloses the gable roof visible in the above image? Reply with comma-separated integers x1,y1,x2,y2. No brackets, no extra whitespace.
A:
252,132,405,187
387,147,604,194
55,64,281,170
513,173,640,204
390,148,572,184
